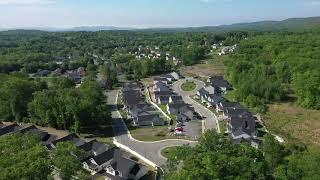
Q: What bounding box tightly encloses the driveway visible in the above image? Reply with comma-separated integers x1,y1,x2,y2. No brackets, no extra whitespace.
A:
172,78,220,133
107,90,197,167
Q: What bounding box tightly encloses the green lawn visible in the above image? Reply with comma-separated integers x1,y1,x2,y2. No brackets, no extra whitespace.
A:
181,81,196,91
161,146,179,159
219,120,227,134
130,126,170,141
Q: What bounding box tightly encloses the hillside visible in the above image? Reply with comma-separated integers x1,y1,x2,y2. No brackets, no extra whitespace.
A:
143,16,320,32
1,16,320,33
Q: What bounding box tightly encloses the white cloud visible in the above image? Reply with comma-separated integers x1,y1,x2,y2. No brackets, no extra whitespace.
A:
0,0,56,5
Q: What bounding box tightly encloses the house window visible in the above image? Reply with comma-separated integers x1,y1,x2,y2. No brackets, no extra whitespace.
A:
245,121,249,129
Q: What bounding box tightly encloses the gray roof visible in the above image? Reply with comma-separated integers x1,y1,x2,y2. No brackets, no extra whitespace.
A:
170,96,183,103
230,116,256,135
123,90,141,106
219,101,242,110
18,125,49,141
136,114,160,122
168,103,188,109
130,103,154,112
154,81,170,92
207,94,224,104
154,91,173,97
158,96,170,102
88,147,117,167
209,76,230,88
198,88,209,96
0,123,20,136
79,139,109,159
153,77,169,82
159,74,174,80
224,107,250,118
52,133,85,147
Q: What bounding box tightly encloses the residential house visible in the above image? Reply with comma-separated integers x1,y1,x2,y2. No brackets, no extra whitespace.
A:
83,148,148,179
169,95,183,104
79,139,110,160
153,81,170,92
127,103,154,118
0,123,20,136
122,89,142,109
206,94,225,107
83,147,117,174
223,106,258,145
197,86,222,107
18,125,50,141
207,76,231,94
152,91,173,103
216,101,242,113
156,96,170,104
153,77,170,84
133,114,164,126
159,74,175,83
169,72,180,80
167,103,196,121
48,133,85,149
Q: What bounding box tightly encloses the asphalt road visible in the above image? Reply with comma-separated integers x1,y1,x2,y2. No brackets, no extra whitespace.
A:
107,90,197,167
172,78,220,133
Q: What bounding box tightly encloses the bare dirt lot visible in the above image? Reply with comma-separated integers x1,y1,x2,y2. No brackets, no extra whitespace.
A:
179,55,228,78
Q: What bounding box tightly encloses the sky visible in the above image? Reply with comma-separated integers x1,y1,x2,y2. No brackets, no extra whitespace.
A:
1,0,320,28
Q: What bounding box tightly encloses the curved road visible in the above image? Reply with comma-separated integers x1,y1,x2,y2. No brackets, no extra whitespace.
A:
172,78,220,133
107,90,197,167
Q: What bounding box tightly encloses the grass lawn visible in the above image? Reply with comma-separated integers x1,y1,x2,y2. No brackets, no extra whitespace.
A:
181,81,197,91
130,126,170,141
263,102,320,147
219,120,227,134
161,146,179,159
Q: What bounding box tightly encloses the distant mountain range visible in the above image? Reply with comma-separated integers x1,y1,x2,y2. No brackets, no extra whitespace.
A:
1,16,320,32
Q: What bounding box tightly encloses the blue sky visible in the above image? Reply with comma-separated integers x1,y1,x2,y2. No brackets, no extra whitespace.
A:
1,0,320,28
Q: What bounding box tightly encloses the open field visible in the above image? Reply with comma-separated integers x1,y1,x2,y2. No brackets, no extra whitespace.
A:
263,102,320,147
179,54,228,78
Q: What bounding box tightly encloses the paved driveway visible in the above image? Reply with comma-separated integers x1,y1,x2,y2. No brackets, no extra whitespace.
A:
107,90,197,167
172,78,220,133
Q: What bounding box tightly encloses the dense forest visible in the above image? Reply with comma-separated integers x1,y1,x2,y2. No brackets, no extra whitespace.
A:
165,131,320,179
0,133,85,179
0,30,247,73
0,73,109,133
226,31,320,112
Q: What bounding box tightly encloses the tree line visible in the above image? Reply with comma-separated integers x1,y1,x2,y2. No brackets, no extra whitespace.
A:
0,133,86,180
225,32,320,111
165,131,320,179
0,73,110,133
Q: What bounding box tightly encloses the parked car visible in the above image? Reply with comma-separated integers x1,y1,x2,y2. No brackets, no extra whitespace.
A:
176,122,184,127
174,130,184,136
